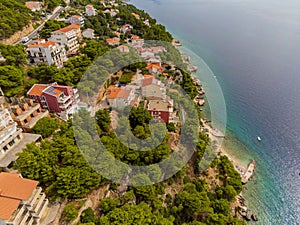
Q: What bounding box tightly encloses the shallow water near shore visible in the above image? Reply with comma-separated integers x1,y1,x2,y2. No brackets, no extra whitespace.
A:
130,0,300,224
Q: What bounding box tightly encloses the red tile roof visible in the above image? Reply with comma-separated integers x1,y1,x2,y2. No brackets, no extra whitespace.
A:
0,173,38,220
25,1,41,10
117,89,131,99
106,37,120,44
27,84,49,96
107,86,121,99
28,41,57,48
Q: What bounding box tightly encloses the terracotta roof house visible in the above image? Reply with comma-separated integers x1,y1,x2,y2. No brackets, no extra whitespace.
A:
147,100,174,123
49,24,81,54
129,35,144,48
27,83,79,121
119,24,133,34
0,172,49,225
25,1,42,11
106,86,135,109
26,39,67,68
131,13,140,20
141,77,166,100
106,37,120,46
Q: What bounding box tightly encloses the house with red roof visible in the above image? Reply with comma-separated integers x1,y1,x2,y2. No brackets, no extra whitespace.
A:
106,86,135,109
27,83,79,120
25,1,42,11
141,77,166,100
129,35,144,48
119,24,133,34
0,172,49,225
106,37,120,46
26,39,67,68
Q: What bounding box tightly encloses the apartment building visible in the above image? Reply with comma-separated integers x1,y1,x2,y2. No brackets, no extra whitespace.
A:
9,99,49,132
27,83,79,121
26,39,67,68
0,172,48,225
49,25,81,54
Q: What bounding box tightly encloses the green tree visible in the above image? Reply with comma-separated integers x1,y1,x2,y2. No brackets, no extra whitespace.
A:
0,65,24,96
32,117,59,138
63,202,78,222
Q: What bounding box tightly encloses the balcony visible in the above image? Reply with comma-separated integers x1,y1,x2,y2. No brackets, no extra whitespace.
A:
58,95,71,103
59,99,73,110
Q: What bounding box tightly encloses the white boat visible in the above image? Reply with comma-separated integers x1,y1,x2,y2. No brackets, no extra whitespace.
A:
257,136,261,142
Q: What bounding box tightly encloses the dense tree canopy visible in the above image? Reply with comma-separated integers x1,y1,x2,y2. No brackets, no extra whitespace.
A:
31,117,59,138
0,0,32,39
16,122,102,199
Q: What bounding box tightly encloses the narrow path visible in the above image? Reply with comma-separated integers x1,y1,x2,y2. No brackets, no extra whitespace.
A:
70,184,110,224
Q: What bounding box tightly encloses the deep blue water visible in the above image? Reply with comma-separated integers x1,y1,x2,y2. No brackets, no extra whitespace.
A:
130,0,300,224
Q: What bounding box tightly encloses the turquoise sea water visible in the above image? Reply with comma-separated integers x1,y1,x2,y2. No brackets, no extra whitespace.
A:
130,0,300,224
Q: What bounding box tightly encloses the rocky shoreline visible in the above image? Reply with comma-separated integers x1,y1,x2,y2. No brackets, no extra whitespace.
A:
173,40,258,222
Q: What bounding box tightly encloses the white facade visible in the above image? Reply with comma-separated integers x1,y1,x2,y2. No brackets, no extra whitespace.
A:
82,29,95,39
27,40,67,68
0,109,22,156
107,88,135,109
49,29,80,54
85,5,96,16
69,16,85,26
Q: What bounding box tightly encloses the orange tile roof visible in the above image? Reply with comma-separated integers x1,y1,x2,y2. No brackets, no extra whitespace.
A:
106,37,120,44
131,35,143,41
55,24,80,33
27,84,49,96
43,86,63,97
107,86,121,99
72,15,82,18
25,1,41,10
67,24,81,29
142,77,155,87
0,173,38,220
86,4,94,9
28,41,57,48
117,89,131,99
0,173,38,200
146,63,161,70
0,197,21,220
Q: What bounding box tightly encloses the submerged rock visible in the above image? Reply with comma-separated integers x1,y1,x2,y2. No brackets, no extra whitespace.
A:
251,214,258,221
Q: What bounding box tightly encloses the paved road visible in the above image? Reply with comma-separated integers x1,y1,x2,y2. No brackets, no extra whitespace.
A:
16,6,65,45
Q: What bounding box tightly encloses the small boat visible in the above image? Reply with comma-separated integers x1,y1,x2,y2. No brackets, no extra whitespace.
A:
257,136,261,142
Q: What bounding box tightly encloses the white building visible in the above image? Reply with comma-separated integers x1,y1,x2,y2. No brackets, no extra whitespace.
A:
25,1,42,11
0,173,49,225
85,4,96,16
69,15,85,26
49,26,80,54
103,9,119,17
117,45,130,53
82,28,95,39
106,86,135,109
130,35,144,48
26,39,67,68
0,109,22,157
